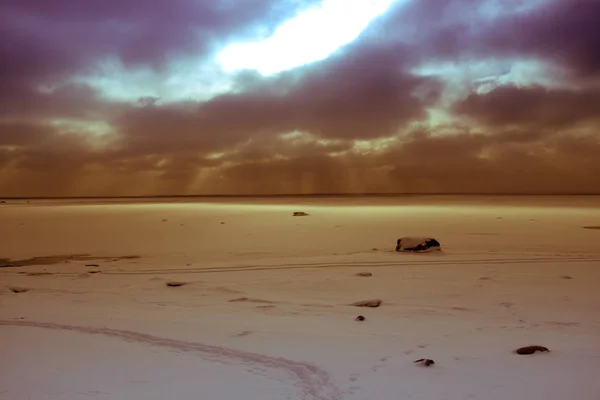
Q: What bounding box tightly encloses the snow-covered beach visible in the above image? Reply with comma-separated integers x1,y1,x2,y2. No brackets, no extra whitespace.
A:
1,195,599,400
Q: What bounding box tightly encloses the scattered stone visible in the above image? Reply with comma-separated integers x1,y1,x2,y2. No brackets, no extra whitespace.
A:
515,345,550,355
583,226,600,230
413,358,435,366
220,222,225,225
395,237,441,252
0,200,6,204
293,211,309,217
560,275,573,280
355,272,373,277
162,219,168,222
0,264,17,268
496,217,503,220
86,264,100,267
166,281,186,287
355,315,366,321
351,299,382,308
372,248,379,251
9,287,29,294
479,276,492,280
89,271,101,274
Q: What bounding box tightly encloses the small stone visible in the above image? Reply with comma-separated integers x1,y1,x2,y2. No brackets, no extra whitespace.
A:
515,345,549,355
395,237,441,252
355,272,373,277
355,315,366,321
413,358,435,366
351,299,382,308
166,281,186,287
86,264,100,267
293,211,309,217
560,275,573,280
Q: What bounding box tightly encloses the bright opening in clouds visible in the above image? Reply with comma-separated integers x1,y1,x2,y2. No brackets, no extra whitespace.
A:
217,0,397,75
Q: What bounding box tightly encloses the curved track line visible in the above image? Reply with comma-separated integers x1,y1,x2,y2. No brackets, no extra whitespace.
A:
0,320,342,400
102,256,600,275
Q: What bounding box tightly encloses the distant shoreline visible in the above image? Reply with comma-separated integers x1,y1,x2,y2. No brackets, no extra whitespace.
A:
2,193,600,200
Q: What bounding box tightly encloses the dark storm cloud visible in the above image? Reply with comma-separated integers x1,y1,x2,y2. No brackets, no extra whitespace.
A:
1,0,599,196
366,0,599,78
2,124,598,196
0,0,323,122
0,0,321,80
453,85,600,128
483,0,600,78
111,40,441,160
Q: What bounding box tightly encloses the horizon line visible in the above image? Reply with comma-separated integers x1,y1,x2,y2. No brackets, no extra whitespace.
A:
2,192,600,200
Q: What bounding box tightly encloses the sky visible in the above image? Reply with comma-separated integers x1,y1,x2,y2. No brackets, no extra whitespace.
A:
0,0,599,196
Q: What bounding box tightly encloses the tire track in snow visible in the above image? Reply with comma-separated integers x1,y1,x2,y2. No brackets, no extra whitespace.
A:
0,320,342,400
101,255,600,275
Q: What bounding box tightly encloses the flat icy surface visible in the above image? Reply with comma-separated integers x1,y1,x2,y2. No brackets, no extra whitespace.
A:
1,196,599,400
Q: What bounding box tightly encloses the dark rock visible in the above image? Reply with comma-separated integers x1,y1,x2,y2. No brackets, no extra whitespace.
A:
293,211,309,216
395,237,441,252
355,315,366,321
86,264,100,267
355,272,373,277
351,299,382,308
166,281,186,287
220,222,225,225
9,287,30,293
515,345,549,355
0,264,17,268
413,358,435,366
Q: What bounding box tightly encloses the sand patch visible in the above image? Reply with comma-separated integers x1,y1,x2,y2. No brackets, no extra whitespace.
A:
0,254,140,268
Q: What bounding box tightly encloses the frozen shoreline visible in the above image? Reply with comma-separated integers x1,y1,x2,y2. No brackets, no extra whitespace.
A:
1,198,599,399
